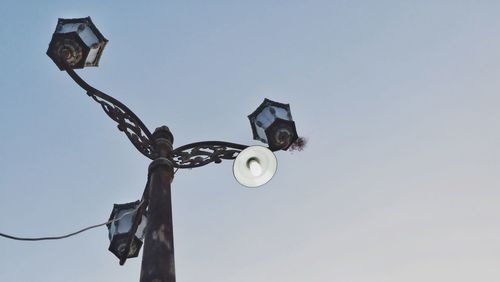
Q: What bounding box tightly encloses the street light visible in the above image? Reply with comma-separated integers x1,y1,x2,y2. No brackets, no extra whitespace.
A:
107,201,147,265
47,17,107,70
248,98,299,151
233,146,277,188
47,17,302,282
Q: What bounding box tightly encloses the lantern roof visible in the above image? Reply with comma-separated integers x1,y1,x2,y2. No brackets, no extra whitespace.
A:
108,233,143,260
265,118,298,151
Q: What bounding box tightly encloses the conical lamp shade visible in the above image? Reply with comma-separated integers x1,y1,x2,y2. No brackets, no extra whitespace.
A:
233,146,277,188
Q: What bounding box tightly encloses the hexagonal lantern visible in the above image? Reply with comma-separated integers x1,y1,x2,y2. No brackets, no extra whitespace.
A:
107,201,147,262
248,98,299,151
47,17,108,70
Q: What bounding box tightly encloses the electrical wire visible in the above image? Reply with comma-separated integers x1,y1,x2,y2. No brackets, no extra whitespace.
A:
0,200,144,242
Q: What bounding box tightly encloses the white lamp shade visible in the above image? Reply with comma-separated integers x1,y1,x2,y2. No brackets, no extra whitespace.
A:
233,146,277,188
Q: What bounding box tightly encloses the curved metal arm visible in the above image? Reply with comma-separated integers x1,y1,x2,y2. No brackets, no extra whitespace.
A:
172,141,249,168
62,63,156,160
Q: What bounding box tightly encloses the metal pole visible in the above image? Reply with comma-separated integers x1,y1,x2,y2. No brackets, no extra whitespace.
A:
140,126,176,282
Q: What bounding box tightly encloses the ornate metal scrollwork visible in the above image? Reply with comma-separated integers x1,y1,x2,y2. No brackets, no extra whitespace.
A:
87,91,155,159
62,63,156,160
172,141,248,168
60,62,251,165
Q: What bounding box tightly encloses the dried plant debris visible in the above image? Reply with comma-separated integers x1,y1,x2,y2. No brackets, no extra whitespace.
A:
289,137,307,152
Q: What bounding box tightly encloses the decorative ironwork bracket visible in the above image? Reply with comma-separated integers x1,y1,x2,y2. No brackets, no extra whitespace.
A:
62,63,156,160
172,141,248,168
60,62,253,167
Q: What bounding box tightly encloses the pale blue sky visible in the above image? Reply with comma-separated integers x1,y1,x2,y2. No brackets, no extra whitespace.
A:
1,1,499,281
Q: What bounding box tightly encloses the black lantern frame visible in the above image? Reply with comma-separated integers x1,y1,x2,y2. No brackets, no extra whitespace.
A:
248,98,299,151
47,17,108,70
107,201,147,264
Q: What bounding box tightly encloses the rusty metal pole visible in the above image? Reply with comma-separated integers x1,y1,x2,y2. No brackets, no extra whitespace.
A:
140,126,176,282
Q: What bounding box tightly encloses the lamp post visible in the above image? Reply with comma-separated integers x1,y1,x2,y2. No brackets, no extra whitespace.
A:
47,17,301,282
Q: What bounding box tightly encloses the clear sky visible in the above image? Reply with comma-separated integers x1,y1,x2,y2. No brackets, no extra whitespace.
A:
1,1,499,281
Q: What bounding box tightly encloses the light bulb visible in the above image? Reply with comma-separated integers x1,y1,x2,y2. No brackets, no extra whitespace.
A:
247,158,263,176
